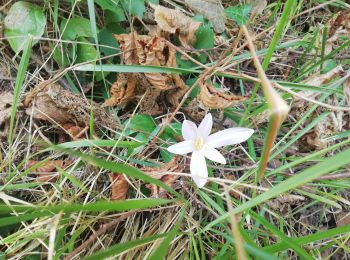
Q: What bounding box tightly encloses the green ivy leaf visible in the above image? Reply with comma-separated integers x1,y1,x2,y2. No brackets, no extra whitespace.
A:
98,23,124,56
105,9,127,23
121,0,145,18
225,4,252,25
60,17,94,40
195,24,214,50
95,0,126,22
124,114,157,135
4,1,46,52
195,23,214,63
76,37,98,63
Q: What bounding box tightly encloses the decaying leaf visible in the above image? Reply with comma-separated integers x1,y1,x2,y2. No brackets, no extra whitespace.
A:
109,173,128,200
321,10,350,55
267,194,305,212
143,156,184,198
27,159,72,182
0,92,16,138
24,81,119,130
103,32,188,114
185,0,226,33
291,66,348,150
199,81,247,109
151,4,202,48
247,0,267,16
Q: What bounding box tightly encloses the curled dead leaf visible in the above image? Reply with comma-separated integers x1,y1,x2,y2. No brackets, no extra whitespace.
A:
291,66,348,150
142,156,184,198
151,4,202,48
25,81,119,130
185,0,226,33
247,0,267,16
102,73,137,108
0,92,17,138
103,32,189,114
321,10,350,55
267,194,305,212
27,159,72,182
109,173,128,200
199,81,247,109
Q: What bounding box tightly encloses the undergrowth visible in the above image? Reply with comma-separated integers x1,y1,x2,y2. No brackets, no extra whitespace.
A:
0,0,350,259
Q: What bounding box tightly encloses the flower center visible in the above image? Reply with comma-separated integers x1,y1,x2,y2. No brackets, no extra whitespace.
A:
193,136,204,151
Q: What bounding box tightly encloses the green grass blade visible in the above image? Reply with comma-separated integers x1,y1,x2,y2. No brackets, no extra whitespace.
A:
0,199,171,227
149,207,186,260
52,145,186,201
250,212,313,259
204,147,350,231
83,233,168,260
8,38,32,153
264,224,350,253
59,139,144,149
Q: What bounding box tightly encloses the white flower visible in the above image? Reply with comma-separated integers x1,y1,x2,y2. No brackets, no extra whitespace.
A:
167,114,254,188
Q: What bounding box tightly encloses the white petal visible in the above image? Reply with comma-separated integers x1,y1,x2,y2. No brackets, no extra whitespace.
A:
207,128,254,148
203,146,226,164
198,113,212,138
190,152,208,188
182,120,198,141
167,140,193,155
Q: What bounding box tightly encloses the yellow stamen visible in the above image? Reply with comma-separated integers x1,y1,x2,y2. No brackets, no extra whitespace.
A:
193,136,204,151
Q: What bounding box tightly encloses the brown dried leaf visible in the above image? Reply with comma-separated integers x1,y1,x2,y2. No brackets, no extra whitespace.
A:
102,73,137,107
109,173,128,200
267,194,305,212
328,10,350,39
321,10,350,55
27,159,72,182
0,92,15,138
142,156,184,198
185,0,226,33
335,211,350,227
103,32,189,114
247,0,267,16
25,82,119,130
151,4,202,48
25,84,71,124
199,81,247,109
292,66,347,150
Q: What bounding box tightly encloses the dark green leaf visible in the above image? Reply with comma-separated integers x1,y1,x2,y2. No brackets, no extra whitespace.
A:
121,0,145,18
225,4,252,25
98,25,122,56
4,1,46,52
124,114,157,135
76,37,98,63
61,17,94,40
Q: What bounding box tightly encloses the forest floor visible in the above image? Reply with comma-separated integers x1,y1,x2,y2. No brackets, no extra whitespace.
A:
1,0,350,259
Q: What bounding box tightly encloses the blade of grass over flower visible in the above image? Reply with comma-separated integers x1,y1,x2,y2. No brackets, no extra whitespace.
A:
51,145,186,202
149,207,186,260
83,233,168,260
203,147,350,231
